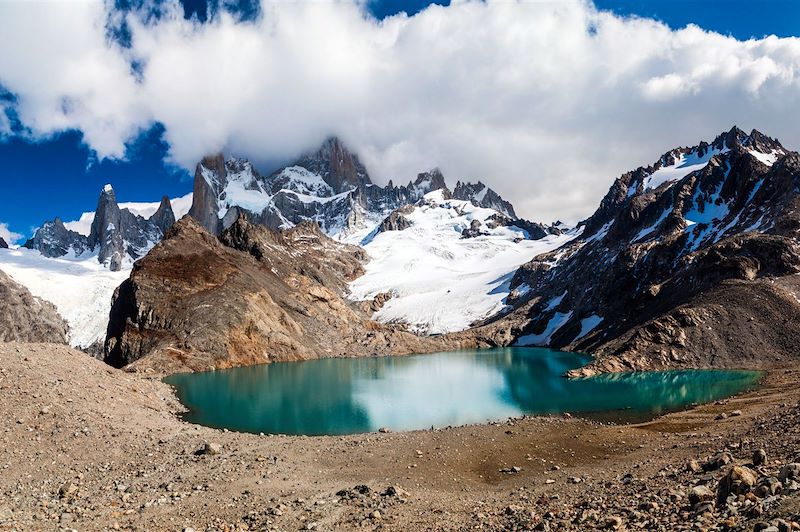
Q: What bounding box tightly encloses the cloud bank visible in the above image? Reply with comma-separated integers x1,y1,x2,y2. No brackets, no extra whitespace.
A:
0,222,22,244
1,0,800,222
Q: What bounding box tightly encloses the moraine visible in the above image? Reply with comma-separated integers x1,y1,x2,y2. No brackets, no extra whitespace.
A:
164,347,761,436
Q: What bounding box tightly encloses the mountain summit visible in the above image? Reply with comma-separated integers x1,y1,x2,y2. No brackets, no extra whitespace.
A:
24,185,177,271
185,137,536,242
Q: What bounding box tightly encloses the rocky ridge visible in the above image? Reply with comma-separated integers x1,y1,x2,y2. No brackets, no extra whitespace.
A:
104,215,461,372
24,185,177,271
185,137,545,242
462,127,800,374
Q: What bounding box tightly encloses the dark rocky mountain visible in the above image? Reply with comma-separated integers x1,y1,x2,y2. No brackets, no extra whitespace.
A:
0,269,68,343
24,218,90,258
294,136,372,193
104,216,463,373
452,180,517,218
461,127,800,374
0,237,7,249
25,185,177,271
149,196,176,234
186,137,556,242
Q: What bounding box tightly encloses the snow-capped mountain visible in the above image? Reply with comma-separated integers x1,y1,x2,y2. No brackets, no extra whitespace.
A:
24,185,188,271
2,136,553,348
181,137,564,334
0,189,191,349
479,126,800,374
349,189,576,334
186,137,537,244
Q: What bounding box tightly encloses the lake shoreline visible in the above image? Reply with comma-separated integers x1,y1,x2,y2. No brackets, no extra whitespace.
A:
2,342,798,531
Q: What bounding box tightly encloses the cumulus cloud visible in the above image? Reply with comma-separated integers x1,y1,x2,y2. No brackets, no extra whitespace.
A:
0,222,22,245
1,0,800,222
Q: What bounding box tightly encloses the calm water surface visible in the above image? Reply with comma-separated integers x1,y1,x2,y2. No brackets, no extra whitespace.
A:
164,348,761,436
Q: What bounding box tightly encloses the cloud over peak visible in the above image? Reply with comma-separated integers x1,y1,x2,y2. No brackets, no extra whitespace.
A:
1,0,799,222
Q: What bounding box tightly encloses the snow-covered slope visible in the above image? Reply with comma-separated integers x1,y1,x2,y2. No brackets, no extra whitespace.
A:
348,190,576,334
0,248,129,348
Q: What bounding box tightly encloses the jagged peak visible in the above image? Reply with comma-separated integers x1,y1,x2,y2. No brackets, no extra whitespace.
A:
711,125,784,153
412,168,448,193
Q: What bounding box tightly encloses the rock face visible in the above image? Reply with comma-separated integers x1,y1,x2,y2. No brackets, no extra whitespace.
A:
26,185,177,271
452,181,517,219
185,137,556,243
104,216,461,373
0,269,68,343
24,218,90,258
149,196,176,234
461,127,800,373
0,237,7,249
378,206,414,233
185,140,448,239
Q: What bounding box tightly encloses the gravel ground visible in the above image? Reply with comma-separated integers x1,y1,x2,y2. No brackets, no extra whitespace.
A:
1,342,799,531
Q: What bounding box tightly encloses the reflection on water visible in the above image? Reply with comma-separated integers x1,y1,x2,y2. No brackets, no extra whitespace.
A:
164,348,761,436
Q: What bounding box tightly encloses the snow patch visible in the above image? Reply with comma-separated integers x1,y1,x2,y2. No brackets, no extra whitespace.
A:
515,311,574,346
748,149,781,166
644,146,727,190
0,248,129,348
574,314,603,341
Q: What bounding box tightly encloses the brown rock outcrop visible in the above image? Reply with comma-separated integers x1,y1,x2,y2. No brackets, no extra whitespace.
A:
104,216,461,373
0,270,68,343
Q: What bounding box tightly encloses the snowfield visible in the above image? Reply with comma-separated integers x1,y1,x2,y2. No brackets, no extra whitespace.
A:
348,191,577,334
0,248,129,348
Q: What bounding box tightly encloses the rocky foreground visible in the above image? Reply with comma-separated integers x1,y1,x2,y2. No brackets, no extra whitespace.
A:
1,342,799,532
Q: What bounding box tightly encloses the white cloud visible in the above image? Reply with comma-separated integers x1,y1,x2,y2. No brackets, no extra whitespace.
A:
0,223,22,245
1,1,800,223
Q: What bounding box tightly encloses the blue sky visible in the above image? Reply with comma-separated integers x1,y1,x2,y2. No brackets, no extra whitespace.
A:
0,0,798,242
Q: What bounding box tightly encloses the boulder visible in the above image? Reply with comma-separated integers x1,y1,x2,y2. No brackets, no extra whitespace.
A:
717,465,758,506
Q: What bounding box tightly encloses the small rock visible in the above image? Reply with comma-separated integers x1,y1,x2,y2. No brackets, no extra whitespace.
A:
778,463,800,484
382,485,409,498
753,449,767,467
689,484,714,505
687,459,702,473
704,452,733,471
378,427,391,433
58,482,78,500
755,477,782,497
602,515,623,529
730,410,742,417
499,466,522,474
201,442,222,456
370,510,381,520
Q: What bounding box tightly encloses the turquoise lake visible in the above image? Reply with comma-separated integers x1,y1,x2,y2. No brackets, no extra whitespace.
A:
164,347,762,436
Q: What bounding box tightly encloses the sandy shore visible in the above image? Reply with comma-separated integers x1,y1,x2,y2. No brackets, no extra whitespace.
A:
1,342,799,531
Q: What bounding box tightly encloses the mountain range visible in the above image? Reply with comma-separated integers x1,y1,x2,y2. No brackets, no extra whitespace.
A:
2,126,799,374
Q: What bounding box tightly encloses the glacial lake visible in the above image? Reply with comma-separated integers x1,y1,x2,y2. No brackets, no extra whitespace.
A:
164,347,762,436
